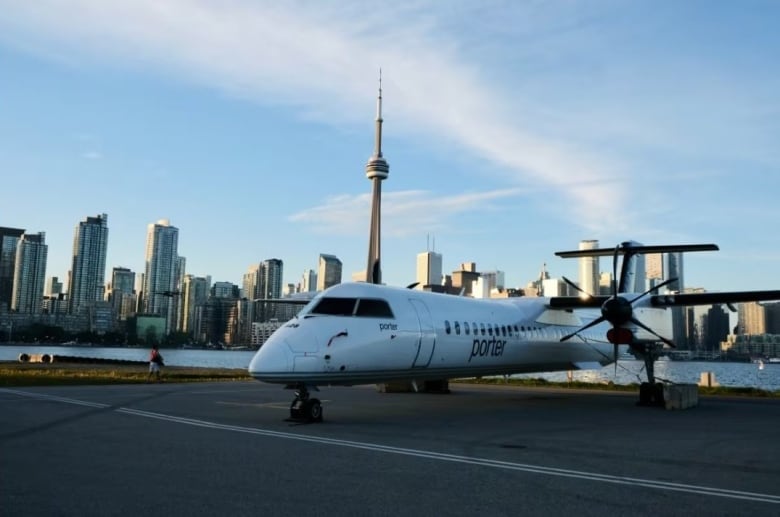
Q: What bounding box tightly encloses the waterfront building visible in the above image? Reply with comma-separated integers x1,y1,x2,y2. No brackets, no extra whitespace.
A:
212,281,238,299
317,254,342,291
243,264,263,300
181,274,210,335
142,219,179,333
45,276,63,297
107,267,136,321
302,269,317,292
0,227,25,311
263,259,283,299
739,301,766,335
67,214,109,315
578,239,599,296
416,251,443,289
11,232,47,313
480,270,505,291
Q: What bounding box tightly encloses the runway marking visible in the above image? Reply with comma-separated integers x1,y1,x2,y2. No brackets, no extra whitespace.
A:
4,388,780,505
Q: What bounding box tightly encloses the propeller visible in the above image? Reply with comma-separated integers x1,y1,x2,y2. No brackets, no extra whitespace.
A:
559,243,678,368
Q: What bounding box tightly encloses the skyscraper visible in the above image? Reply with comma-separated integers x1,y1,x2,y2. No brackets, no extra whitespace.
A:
0,226,25,311
107,267,136,321
68,214,109,314
416,251,443,289
578,239,599,296
302,269,317,292
262,259,284,299
365,72,389,284
243,264,263,300
181,274,210,335
317,254,342,291
142,219,179,333
11,232,47,313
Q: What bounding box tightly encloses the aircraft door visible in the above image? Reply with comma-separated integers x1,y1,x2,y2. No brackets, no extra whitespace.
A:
409,299,436,368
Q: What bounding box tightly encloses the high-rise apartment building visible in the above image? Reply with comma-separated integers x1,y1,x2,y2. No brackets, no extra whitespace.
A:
0,227,25,311
68,214,109,314
242,259,284,300
11,232,47,313
107,267,136,321
578,240,599,296
416,251,443,289
243,264,263,300
181,274,210,335
45,277,63,297
317,254,342,291
302,269,317,292
142,219,179,333
263,259,283,299
739,302,766,335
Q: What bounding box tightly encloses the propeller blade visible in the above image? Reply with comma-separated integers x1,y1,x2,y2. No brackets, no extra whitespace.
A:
561,276,591,298
560,316,606,342
630,317,676,348
629,277,679,304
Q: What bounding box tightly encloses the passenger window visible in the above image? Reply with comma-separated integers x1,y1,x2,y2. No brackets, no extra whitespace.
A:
445,320,451,334
464,322,470,335
488,325,493,336
514,325,519,333
311,297,357,316
454,321,461,335
494,324,500,336
355,298,395,318
480,323,486,336
501,325,507,337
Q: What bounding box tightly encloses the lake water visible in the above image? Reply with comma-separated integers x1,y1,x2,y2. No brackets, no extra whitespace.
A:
2,345,778,392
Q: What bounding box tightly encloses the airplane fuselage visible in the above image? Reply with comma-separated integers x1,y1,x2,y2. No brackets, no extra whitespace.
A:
248,282,628,386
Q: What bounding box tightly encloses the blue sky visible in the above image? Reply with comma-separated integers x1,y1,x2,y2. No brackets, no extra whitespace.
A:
1,1,778,293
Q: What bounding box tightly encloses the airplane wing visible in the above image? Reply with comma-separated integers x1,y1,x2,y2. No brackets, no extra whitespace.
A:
651,290,780,307
554,243,719,258
547,296,608,309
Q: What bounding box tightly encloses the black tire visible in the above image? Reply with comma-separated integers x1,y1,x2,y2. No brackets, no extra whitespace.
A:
306,398,323,422
638,382,652,405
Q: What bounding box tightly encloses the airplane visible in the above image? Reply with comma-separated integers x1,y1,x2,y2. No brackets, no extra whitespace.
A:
248,242,780,423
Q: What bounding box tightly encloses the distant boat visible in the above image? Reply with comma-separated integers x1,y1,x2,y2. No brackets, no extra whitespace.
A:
758,359,765,370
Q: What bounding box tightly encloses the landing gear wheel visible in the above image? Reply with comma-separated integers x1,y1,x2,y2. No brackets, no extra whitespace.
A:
288,384,323,423
638,382,665,407
304,398,323,422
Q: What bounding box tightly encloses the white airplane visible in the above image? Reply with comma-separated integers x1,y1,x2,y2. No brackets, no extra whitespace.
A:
248,242,780,422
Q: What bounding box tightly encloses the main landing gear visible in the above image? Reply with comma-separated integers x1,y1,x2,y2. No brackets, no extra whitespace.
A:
635,343,665,407
288,383,323,423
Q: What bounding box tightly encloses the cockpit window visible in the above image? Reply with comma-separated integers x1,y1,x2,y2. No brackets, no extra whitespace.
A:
310,297,357,316
309,297,395,318
355,298,395,318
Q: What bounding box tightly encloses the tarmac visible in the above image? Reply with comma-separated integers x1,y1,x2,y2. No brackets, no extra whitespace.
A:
1,380,779,516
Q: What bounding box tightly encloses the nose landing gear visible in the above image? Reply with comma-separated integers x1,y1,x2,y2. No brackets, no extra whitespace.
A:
288,383,323,423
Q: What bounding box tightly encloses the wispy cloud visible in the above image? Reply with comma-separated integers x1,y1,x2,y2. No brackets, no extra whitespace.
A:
290,188,529,237
0,0,630,231
81,150,102,160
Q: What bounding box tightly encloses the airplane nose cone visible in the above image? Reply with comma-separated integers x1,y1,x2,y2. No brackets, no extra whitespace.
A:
248,340,291,380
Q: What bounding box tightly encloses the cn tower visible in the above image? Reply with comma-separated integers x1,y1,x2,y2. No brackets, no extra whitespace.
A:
365,72,389,284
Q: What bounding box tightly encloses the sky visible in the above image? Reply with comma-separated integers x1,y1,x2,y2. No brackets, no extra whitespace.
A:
1,0,778,293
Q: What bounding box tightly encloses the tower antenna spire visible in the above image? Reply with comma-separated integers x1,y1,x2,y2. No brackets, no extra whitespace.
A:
365,68,390,284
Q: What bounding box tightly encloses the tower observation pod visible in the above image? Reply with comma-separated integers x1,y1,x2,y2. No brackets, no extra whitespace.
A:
365,71,389,284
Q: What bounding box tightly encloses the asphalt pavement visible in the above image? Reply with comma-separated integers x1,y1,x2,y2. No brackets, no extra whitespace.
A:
2,381,779,516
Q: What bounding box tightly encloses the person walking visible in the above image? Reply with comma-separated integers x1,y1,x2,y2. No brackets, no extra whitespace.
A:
148,345,164,382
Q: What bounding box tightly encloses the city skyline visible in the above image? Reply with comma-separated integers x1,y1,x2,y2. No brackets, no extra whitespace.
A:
2,2,779,293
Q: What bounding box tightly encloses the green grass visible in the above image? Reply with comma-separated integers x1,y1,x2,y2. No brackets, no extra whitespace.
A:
455,376,780,398
0,363,251,386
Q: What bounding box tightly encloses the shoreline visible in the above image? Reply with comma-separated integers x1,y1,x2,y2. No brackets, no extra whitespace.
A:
2,361,777,396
